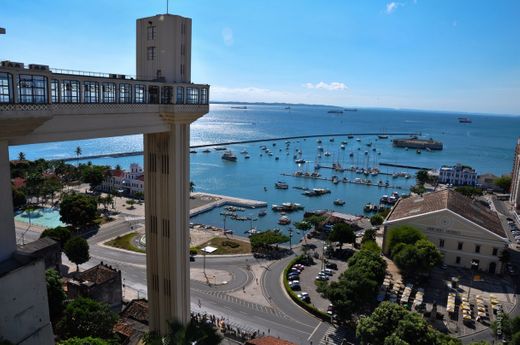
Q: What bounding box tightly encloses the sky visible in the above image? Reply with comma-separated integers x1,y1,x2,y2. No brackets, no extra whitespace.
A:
1,0,519,115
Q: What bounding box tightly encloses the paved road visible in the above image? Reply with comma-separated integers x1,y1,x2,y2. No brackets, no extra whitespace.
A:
17,220,331,343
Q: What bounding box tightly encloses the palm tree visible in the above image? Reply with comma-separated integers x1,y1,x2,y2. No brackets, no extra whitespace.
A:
18,152,26,161
75,146,82,166
143,319,222,345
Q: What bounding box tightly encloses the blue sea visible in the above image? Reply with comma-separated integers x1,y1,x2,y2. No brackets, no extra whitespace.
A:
9,104,520,238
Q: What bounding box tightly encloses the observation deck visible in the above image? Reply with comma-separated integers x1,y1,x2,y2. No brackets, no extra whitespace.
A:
0,62,209,145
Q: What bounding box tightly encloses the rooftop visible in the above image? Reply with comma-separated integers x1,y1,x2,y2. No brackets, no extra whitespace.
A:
386,189,506,238
77,262,120,285
120,298,149,325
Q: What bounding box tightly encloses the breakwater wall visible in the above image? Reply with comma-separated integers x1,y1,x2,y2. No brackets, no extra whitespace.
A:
53,132,420,162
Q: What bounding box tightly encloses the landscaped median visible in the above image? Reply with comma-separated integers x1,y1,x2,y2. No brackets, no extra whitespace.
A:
105,231,145,253
283,255,331,321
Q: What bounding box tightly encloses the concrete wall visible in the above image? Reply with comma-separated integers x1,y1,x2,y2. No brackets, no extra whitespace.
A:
0,259,54,345
384,209,507,274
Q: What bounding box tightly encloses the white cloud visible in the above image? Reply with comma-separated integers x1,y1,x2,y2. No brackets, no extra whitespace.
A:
386,2,402,14
222,27,234,46
303,81,348,91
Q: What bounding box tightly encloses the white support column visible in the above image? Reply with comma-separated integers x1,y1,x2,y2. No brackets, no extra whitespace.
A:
0,140,16,262
144,121,191,335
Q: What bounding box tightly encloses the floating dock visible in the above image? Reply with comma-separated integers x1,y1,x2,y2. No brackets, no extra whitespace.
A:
189,192,267,217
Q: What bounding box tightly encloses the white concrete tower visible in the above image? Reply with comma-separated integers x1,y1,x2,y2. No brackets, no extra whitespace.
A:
136,14,191,83
137,13,197,334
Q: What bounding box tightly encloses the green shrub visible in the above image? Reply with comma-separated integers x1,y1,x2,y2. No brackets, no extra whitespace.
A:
222,240,239,248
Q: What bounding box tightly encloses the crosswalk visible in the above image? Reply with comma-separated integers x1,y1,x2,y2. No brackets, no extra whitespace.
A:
319,325,349,345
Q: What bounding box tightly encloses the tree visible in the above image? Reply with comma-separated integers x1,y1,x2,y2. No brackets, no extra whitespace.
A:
416,170,429,185
357,302,408,345
294,220,312,231
75,146,82,166
304,214,326,227
143,319,223,345
454,186,483,198
126,199,136,209
361,240,381,254
370,214,384,226
57,297,118,339
98,195,114,215
18,152,26,161
249,230,290,252
64,237,90,272
362,228,377,243
392,239,442,276
43,176,62,205
41,226,72,248
12,187,26,208
58,337,110,345
81,165,107,191
495,175,512,192
46,269,66,320
328,223,355,249
60,192,98,229
387,225,426,254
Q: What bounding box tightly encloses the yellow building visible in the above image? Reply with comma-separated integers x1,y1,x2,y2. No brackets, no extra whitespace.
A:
383,189,509,274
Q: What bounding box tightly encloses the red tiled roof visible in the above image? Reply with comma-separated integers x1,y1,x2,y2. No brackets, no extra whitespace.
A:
12,177,26,189
112,170,124,177
386,189,506,238
246,336,298,345
78,262,119,285
113,320,134,337
121,299,149,325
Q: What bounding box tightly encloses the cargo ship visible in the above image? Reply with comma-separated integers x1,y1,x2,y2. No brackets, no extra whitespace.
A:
392,137,443,150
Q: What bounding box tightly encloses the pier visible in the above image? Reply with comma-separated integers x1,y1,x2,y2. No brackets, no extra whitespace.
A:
189,192,267,217
51,131,420,162
379,162,432,170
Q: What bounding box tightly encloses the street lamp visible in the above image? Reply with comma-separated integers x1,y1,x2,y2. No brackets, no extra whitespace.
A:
288,227,293,251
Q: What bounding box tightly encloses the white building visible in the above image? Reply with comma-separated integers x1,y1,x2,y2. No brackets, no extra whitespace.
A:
439,164,478,186
100,163,144,196
510,138,520,213
383,189,509,274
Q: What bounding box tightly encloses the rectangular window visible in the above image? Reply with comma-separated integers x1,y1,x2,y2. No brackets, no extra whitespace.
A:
50,79,59,103
456,256,461,264
60,80,80,103
200,88,208,104
119,83,132,103
176,86,184,104
18,74,48,103
102,82,116,103
147,25,156,40
475,245,480,253
161,86,173,104
147,47,155,61
186,87,199,104
83,81,99,103
148,85,159,104
492,248,498,256
0,72,13,103
458,242,463,250
135,84,146,103
180,64,184,76
439,239,445,248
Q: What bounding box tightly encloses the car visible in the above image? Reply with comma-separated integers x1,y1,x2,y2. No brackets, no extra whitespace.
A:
297,292,310,302
508,264,518,276
189,255,195,262
323,268,334,276
316,274,329,281
294,264,305,270
288,272,299,278
224,229,233,235
291,267,302,273
325,262,338,270
441,263,448,270
327,304,335,315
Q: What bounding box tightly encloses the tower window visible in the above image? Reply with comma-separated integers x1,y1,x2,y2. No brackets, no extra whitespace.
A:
147,25,156,40
147,47,156,61
439,239,445,248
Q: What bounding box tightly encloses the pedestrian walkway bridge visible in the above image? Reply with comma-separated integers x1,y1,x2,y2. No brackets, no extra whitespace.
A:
0,61,209,144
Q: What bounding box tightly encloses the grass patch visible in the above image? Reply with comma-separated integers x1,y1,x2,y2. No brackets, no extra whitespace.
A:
195,237,251,255
105,232,145,253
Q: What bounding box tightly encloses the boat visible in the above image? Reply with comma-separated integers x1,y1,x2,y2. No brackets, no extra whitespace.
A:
272,202,304,212
334,199,346,206
295,159,306,164
275,181,289,189
378,135,389,139
240,149,248,154
275,157,279,160
328,110,344,114
416,149,421,154
340,144,345,150
317,146,324,152
344,108,358,112
349,152,354,157
278,216,291,225
231,106,247,109
324,151,331,157
329,138,335,142
347,135,354,139
317,139,322,144
285,106,291,110
332,176,339,184
190,150,197,154
202,149,211,153
258,210,267,217
356,138,361,142
302,188,331,197
214,147,227,151
458,117,472,123
245,155,250,159
221,151,237,161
